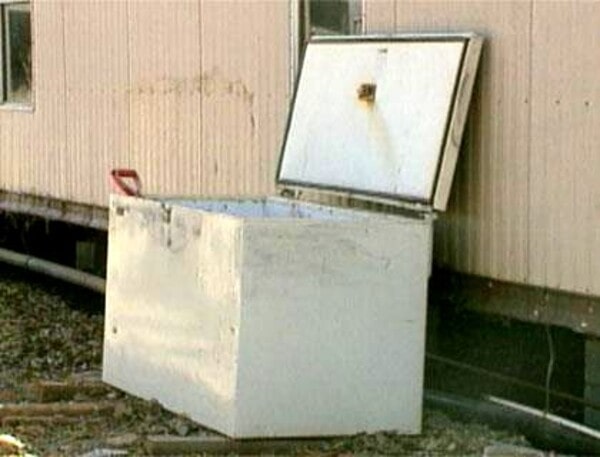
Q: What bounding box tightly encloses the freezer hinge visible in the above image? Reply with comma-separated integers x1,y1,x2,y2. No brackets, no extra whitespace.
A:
279,187,303,200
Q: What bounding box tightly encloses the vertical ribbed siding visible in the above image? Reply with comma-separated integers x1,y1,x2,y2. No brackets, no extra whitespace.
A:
199,0,290,197
0,111,24,193
529,2,600,296
3,0,600,298
128,0,201,197
63,0,129,204
365,0,600,296
31,0,68,200
200,1,252,196
125,0,290,198
363,0,395,33
396,1,532,285
0,0,291,205
1,0,129,204
365,0,531,285
261,0,293,195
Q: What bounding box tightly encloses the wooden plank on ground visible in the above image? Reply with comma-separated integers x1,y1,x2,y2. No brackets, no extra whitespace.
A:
2,415,82,426
25,380,113,402
144,435,332,455
0,401,119,418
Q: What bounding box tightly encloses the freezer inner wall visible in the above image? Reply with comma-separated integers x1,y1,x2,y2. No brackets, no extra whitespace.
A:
172,197,373,220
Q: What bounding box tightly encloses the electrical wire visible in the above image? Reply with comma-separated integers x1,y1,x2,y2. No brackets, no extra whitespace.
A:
545,324,556,416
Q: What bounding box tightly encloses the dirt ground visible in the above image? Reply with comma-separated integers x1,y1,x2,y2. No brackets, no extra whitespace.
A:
0,264,531,456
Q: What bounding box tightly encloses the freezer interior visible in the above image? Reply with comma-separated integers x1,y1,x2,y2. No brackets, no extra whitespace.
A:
168,196,416,221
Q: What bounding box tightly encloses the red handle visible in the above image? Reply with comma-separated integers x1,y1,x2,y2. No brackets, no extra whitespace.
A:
110,169,141,196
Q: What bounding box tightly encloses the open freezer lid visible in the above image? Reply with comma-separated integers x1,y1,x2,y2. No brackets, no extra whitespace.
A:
277,34,483,212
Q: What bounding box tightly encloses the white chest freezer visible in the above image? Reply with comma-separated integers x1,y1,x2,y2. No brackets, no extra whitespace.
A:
102,34,482,439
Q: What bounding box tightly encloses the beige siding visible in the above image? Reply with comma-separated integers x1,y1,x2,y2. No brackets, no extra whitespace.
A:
128,0,202,197
365,0,600,296
363,0,396,32
199,0,290,197
365,0,532,285
1,1,64,196
32,0,67,199
528,2,600,295
63,0,130,203
0,0,291,204
3,0,600,297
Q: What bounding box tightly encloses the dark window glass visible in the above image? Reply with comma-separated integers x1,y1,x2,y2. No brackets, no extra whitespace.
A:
310,0,351,35
4,3,31,104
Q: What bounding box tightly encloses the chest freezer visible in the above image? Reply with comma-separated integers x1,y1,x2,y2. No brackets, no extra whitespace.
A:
102,34,482,438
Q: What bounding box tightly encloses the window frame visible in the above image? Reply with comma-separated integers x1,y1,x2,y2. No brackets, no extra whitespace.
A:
0,0,32,111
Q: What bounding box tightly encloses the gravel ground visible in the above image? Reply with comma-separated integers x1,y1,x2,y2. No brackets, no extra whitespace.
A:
0,264,531,456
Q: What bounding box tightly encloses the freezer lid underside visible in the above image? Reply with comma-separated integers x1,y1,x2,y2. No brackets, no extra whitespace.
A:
276,34,482,212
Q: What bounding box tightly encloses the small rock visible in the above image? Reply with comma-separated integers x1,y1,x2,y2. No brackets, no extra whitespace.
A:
483,444,545,457
171,418,191,437
0,434,24,455
111,402,130,419
69,371,102,383
148,424,169,435
73,393,87,402
77,449,128,457
105,433,138,448
106,392,118,401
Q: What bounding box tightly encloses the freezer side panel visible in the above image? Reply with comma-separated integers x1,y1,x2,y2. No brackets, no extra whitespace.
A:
234,217,432,437
103,195,242,435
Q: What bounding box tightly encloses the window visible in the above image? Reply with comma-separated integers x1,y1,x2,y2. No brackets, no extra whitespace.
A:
310,0,360,35
1,1,31,105
298,0,362,65
301,0,362,44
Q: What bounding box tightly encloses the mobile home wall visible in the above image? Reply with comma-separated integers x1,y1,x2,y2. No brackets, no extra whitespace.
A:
2,0,600,299
365,0,600,297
